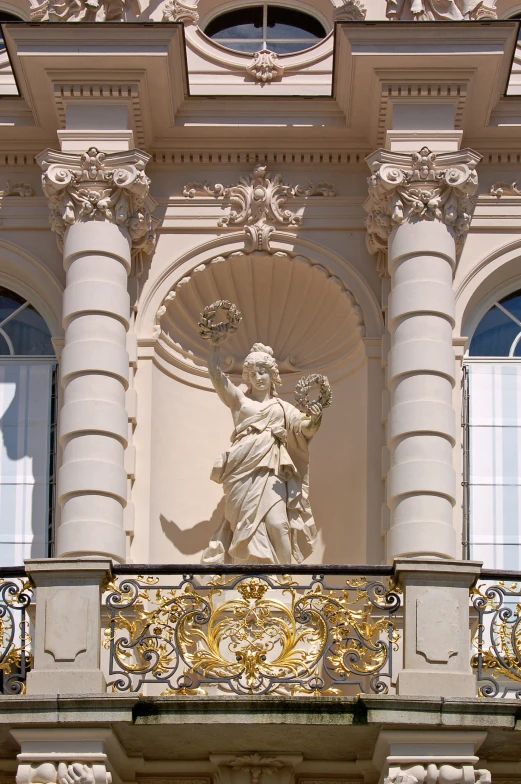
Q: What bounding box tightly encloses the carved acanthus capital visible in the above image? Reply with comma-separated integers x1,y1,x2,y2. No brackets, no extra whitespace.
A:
36,147,157,255
333,0,367,21
161,0,199,23
364,146,480,273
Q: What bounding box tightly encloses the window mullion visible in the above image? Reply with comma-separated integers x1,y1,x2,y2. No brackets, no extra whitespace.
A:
495,300,521,329
263,3,267,48
0,299,29,331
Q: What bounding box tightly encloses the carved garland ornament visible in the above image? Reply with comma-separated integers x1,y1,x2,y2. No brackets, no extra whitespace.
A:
364,146,479,275
37,147,156,255
183,164,335,252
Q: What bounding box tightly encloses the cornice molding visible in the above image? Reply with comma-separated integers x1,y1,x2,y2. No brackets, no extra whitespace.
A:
36,146,157,254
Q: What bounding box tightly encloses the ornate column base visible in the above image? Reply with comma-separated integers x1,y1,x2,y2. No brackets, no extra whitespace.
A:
395,558,480,698
25,559,111,695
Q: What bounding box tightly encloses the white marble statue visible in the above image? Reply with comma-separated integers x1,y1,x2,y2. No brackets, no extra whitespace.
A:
199,302,326,565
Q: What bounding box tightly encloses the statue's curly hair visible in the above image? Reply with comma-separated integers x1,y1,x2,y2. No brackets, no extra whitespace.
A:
242,343,282,397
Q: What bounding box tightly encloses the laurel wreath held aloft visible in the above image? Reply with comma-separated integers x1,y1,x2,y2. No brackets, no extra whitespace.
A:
294,374,332,415
198,300,242,344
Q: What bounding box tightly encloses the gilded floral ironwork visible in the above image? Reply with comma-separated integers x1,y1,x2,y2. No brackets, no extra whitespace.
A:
103,572,400,695
471,580,521,698
0,577,33,694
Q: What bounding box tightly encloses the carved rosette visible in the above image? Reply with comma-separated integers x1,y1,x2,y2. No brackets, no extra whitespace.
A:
364,146,480,274
36,147,157,255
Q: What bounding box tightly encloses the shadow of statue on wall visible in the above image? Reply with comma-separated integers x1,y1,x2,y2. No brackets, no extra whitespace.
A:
160,497,226,557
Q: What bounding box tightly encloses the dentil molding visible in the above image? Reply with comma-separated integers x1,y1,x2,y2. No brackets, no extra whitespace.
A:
364,146,480,275
183,164,335,253
36,146,157,254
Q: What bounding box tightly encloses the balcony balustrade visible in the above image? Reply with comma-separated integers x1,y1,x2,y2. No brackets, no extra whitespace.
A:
3,562,521,700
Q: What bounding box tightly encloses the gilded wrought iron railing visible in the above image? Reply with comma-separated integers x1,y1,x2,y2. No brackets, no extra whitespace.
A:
103,565,401,697
472,569,521,698
0,568,32,694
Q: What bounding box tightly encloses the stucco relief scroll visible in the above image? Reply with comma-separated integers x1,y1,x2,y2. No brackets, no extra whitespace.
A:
183,164,335,253
386,0,496,20
37,147,157,254
198,301,330,565
364,146,480,275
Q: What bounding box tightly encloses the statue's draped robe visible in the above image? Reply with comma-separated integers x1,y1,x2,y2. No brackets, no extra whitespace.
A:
201,398,317,564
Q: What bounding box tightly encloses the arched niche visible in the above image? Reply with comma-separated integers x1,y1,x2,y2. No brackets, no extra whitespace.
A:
132,234,385,567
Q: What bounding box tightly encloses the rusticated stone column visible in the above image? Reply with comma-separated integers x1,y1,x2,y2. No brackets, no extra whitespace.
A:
365,146,480,561
36,147,155,562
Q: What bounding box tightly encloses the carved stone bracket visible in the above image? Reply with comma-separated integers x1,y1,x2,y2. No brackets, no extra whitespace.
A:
211,754,303,784
17,763,111,784
364,146,480,275
385,765,491,784
162,0,199,23
183,164,335,253
36,146,157,255
246,50,284,83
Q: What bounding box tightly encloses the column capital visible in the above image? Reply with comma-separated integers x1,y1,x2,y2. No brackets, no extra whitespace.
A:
364,146,481,272
36,146,157,256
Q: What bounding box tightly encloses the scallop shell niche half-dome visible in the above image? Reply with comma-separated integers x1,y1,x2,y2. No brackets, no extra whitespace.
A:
155,251,365,379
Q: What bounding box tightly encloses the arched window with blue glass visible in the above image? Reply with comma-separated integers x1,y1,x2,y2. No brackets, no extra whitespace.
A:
465,289,521,569
0,286,57,566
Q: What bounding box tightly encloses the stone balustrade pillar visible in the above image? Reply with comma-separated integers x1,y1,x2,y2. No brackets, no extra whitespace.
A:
365,146,480,561
36,147,155,562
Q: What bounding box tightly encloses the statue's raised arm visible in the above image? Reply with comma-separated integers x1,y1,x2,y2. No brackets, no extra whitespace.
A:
199,300,244,411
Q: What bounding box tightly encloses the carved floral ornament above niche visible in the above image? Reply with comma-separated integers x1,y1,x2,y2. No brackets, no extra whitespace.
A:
153,251,365,384
183,164,336,253
364,146,480,276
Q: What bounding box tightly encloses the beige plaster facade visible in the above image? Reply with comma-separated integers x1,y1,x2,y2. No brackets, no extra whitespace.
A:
1,2,521,784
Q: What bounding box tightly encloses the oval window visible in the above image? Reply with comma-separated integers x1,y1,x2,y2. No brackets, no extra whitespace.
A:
204,5,327,54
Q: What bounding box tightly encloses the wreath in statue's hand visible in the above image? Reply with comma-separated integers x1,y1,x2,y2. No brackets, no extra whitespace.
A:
294,374,332,415
198,300,242,345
